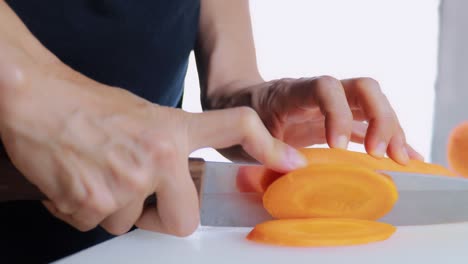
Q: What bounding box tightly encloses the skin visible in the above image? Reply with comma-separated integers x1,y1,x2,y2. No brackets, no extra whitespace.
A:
0,0,422,237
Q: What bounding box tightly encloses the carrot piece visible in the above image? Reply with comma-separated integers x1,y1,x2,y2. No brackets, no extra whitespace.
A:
263,165,398,220
236,166,282,193
448,122,468,177
247,218,396,247
238,148,454,195
300,148,456,177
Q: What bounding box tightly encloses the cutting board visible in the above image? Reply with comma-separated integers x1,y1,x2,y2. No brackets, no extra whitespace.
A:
55,223,468,264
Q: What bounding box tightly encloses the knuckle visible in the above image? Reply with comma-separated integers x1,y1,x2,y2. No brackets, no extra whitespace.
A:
74,222,98,232
126,171,150,194
64,191,88,212
353,77,382,92
323,107,353,121
236,107,261,133
147,140,177,163
314,75,341,88
103,223,133,236
169,216,200,237
87,196,117,217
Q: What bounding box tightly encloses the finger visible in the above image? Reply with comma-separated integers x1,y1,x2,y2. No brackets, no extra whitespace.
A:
66,184,117,232
350,121,368,144
309,76,353,149
281,119,367,147
283,120,326,147
51,152,90,215
100,199,144,235
42,200,86,230
341,78,403,159
44,198,112,232
406,144,424,161
136,155,199,237
188,107,307,172
351,109,367,121
98,150,154,235
386,132,410,165
1,137,84,214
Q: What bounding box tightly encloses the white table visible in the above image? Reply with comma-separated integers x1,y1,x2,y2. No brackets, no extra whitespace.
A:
56,223,468,264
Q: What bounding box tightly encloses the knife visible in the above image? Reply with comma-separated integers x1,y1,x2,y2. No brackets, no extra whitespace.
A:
2,143,468,227
0,143,204,206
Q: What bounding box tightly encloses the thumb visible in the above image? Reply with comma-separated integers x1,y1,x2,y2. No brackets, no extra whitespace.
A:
187,107,307,172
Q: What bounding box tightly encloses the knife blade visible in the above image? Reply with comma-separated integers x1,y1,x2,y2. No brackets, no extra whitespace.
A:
200,161,468,227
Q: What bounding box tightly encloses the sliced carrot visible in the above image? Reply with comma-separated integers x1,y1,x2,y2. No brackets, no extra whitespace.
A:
247,218,396,247
300,148,456,176
236,166,282,193
263,165,398,220
448,122,468,177
238,147,455,195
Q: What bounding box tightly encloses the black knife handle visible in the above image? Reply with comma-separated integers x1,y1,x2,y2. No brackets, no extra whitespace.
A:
0,142,205,204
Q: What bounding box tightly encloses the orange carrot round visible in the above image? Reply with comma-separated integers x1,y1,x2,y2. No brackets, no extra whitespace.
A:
300,148,456,176
448,122,468,177
236,166,282,193
263,165,398,220
247,218,396,247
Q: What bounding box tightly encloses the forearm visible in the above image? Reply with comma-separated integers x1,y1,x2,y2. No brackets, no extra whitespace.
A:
0,1,62,92
0,1,60,64
0,2,69,124
195,0,264,109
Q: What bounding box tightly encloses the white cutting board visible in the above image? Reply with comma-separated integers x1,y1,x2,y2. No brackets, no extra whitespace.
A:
56,223,468,264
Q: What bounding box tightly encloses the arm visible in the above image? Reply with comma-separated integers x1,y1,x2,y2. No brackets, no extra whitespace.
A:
195,0,262,108
0,1,61,89
0,1,303,236
195,0,423,163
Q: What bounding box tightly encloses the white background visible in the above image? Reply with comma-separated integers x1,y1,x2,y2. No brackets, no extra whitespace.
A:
183,0,439,162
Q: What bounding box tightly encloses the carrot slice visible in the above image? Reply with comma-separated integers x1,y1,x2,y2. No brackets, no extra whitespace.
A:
448,122,468,177
236,166,282,193
300,148,456,176
247,218,396,247
263,165,398,220
237,148,455,195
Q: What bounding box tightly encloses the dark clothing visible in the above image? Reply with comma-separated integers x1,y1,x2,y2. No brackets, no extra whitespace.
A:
1,0,200,263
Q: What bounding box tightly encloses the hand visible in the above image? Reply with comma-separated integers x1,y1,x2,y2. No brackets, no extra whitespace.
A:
0,64,306,236
206,76,423,164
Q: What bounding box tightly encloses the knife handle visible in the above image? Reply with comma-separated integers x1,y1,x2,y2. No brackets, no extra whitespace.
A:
0,142,205,204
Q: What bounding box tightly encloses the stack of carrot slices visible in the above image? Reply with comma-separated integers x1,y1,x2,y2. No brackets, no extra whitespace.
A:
246,148,455,247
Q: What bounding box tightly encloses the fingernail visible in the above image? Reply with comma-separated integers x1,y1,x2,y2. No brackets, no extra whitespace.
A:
416,152,425,161
400,147,410,164
373,142,387,158
286,147,308,169
335,135,349,150
406,145,425,161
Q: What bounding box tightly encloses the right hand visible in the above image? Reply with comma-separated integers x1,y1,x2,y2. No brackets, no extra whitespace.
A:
0,61,306,237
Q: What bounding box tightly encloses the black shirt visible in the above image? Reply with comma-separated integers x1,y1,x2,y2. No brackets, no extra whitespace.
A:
1,0,200,263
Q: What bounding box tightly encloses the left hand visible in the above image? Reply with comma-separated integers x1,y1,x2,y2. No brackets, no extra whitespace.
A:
206,76,423,165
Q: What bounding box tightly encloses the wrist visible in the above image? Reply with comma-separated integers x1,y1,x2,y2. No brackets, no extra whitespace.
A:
202,77,266,110
0,41,67,126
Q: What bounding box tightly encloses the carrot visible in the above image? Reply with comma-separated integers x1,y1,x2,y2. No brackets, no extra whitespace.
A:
448,122,468,177
300,148,456,177
236,166,282,193
247,218,396,247
263,165,398,220
237,148,455,195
